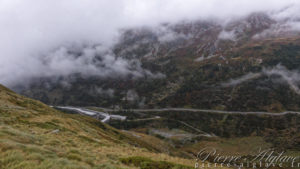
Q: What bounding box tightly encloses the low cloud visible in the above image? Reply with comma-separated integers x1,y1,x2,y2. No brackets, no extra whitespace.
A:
0,0,300,86
40,44,162,78
90,87,115,98
263,65,300,95
222,65,300,95
271,4,300,31
253,5,300,38
126,89,139,102
154,26,193,43
221,72,262,87
218,30,236,41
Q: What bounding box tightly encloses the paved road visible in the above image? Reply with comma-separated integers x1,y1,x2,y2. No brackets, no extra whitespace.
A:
54,106,300,138
93,107,300,116
55,106,126,123
128,116,161,122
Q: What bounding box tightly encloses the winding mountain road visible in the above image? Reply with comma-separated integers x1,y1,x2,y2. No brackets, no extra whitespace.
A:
92,107,300,116
55,106,126,123
54,106,300,138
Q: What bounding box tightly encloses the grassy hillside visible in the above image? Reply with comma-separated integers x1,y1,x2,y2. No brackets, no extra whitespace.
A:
0,84,226,169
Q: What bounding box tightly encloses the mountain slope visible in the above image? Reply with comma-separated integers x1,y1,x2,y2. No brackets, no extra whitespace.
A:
0,84,206,169
17,13,300,112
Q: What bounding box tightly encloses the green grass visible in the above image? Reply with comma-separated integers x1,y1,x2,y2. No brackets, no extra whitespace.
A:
0,84,197,169
120,156,193,169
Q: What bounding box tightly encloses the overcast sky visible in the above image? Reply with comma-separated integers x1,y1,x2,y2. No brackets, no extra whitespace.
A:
0,0,299,86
